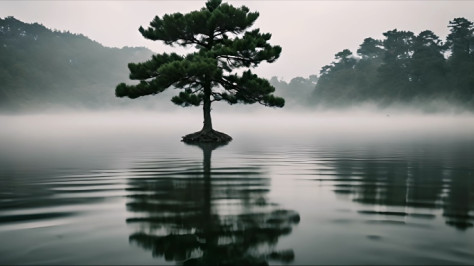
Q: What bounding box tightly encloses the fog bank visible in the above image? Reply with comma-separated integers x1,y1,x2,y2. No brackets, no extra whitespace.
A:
2,109,473,142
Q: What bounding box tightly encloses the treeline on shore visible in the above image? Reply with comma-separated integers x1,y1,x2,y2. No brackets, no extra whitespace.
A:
1,16,473,112
276,17,474,111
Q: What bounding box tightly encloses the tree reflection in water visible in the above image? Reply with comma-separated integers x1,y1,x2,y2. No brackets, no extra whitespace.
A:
322,149,474,230
125,143,300,265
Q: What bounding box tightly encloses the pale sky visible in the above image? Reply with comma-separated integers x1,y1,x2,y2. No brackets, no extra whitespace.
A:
1,1,473,80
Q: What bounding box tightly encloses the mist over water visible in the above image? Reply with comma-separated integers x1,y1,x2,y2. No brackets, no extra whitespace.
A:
1,110,474,264
1,110,473,168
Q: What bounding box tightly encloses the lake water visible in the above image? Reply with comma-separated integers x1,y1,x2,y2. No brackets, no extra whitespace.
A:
0,111,473,265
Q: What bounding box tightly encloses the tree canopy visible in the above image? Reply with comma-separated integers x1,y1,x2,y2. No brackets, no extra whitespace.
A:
116,0,284,142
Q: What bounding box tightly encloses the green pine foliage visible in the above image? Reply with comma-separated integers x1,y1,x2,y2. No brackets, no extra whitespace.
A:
312,17,474,110
116,0,284,114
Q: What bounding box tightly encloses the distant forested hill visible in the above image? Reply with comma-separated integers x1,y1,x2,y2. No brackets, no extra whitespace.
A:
0,16,156,112
269,75,318,109
312,17,474,111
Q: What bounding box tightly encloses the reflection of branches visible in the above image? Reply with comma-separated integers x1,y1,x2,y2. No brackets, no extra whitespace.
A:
125,143,300,265
129,209,299,264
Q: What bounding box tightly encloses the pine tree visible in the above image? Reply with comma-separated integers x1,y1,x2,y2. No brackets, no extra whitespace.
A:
116,0,284,143
446,18,474,102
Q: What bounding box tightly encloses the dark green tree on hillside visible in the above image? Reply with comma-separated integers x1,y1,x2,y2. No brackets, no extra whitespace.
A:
446,18,474,102
410,30,447,96
377,29,415,101
446,18,473,58
357,38,384,59
116,0,284,143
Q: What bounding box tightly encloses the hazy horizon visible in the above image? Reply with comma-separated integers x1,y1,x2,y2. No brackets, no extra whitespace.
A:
1,0,473,80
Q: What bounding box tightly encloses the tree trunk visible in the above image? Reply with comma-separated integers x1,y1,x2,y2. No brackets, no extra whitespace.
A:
181,80,231,143
202,82,213,132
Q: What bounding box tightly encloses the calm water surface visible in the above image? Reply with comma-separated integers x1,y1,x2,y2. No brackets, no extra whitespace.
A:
0,112,473,265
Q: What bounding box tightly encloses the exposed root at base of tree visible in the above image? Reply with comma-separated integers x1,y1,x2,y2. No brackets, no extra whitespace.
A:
182,129,232,143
